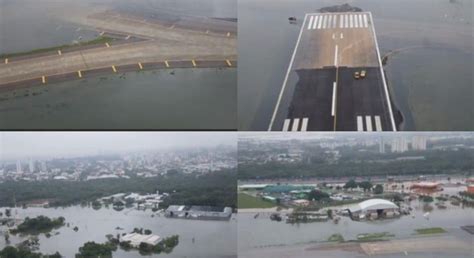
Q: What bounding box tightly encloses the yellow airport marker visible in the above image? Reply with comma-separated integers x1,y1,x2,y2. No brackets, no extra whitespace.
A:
41,76,46,84
192,60,197,67
138,62,143,70
164,60,170,68
112,65,117,73
77,70,82,78
226,60,232,67
105,42,110,48
4,58,8,64
226,32,230,37
58,50,62,56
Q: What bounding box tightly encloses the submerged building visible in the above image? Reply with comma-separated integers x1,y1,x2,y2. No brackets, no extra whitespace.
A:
165,205,232,221
346,199,400,220
121,233,161,247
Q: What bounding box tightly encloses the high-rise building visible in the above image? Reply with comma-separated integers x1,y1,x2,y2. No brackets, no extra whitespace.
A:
29,159,35,173
412,136,427,151
16,160,22,174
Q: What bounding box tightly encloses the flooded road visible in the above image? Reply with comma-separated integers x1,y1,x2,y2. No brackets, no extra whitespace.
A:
0,0,237,129
238,0,473,131
0,206,237,258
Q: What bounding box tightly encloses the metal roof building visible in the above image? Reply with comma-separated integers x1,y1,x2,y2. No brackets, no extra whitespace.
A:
349,199,398,213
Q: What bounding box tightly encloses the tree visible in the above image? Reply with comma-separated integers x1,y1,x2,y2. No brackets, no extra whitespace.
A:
343,179,358,190
144,229,152,235
76,241,115,258
5,209,11,217
374,184,384,194
307,189,329,201
358,181,373,192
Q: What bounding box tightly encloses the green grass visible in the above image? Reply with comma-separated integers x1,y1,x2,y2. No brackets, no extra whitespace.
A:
327,233,344,242
356,232,395,242
0,36,114,59
415,227,446,235
238,193,275,209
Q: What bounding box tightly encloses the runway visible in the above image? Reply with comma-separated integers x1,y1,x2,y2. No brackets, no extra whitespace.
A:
269,12,397,131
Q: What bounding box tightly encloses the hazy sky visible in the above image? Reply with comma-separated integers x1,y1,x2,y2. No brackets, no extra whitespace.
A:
0,132,236,160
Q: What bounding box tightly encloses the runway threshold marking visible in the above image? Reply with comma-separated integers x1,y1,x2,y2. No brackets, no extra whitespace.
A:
165,60,170,68
58,50,62,56
192,60,197,67
4,58,8,64
301,118,309,131
112,65,117,73
282,119,291,131
138,62,143,70
291,118,300,131
365,116,373,131
375,116,383,131
41,76,46,84
357,116,364,131
77,70,82,78
226,60,232,67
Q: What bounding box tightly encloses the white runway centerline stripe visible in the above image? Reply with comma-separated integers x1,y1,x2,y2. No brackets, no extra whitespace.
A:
365,116,373,132
301,118,309,131
292,118,300,131
313,16,319,29
331,82,337,116
339,15,344,28
375,116,383,131
357,116,363,131
349,14,354,28
363,14,368,27
354,14,359,28
282,119,291,131
307,16,314,30
334,45,338,66
317,15,323,29
327,15,332,29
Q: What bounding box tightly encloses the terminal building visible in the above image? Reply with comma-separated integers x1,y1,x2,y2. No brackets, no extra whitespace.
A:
165,205,232,221
346,199,400,220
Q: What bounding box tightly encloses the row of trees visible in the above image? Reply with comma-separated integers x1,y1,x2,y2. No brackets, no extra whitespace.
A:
343,180,384,194
0,246,61,258
10,216,65,235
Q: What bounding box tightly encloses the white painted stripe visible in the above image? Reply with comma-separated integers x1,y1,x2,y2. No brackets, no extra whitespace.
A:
322,15,327,29
292,118,300,131
339,15,344,28
334,45,338,66
313,16,319,29
307,16,314,30
327,15,332,29
359,15,363,29
349,14,353,28
301,118,309,131
357,116,363,131
354,14,359,28
332,33,335,39
333,14,337,28
317,15,323,29
340,33,344,39
331,82,337,116
375,116,383,131
365,116,373,132
369,12,397,131
268,14,308,130
282,119,291,131
363,14,368,27
345,14,349,28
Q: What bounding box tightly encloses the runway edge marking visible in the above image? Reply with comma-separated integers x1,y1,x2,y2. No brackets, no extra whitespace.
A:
268,13,309,131
369,12,397,131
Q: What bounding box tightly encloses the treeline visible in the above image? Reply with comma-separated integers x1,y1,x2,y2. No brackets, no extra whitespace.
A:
0,169,237,208
239,150,473,179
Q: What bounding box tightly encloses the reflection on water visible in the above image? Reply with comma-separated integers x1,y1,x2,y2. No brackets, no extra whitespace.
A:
238,0,473,130
0,69,236,129
0,206,237,258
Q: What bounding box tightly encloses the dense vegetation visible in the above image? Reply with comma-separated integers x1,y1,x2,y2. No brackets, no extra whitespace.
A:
75,242,116,258
0,170,236,208
239,149,474,179
10,216,65,235
0,246,61,258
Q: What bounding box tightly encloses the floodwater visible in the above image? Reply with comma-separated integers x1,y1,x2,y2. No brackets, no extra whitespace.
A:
0,0,237,129
0,206,237,258
238,0,473,131
238,184,474,257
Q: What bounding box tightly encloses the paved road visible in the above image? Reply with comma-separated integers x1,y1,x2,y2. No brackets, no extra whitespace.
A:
269,12,397,132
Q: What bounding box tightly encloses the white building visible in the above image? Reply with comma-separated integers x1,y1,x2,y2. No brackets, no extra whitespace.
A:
121,233,161,247
347,199,399,220
412,136,427,151
391,138,408,153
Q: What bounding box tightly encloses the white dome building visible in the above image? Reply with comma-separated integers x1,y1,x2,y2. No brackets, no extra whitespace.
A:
347,199,399,220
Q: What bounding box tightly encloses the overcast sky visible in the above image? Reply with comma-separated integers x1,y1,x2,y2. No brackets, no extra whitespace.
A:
0,132,236,160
